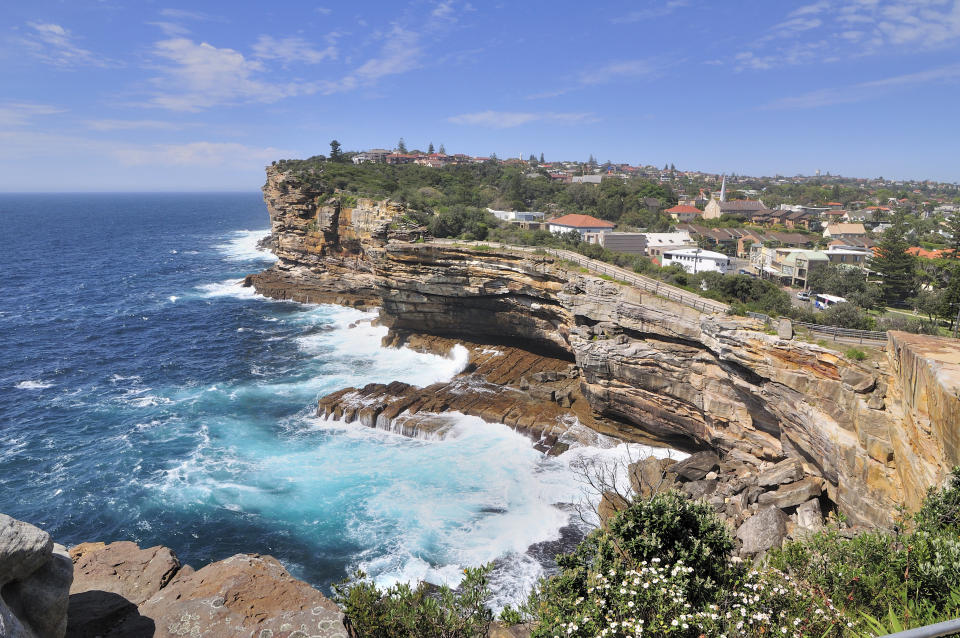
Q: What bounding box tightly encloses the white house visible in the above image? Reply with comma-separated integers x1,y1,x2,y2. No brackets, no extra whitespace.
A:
546,214,615,238
487,208,546,222
662,248,731,274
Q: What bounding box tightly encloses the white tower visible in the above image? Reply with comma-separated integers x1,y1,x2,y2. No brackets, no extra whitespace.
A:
719,174,727,202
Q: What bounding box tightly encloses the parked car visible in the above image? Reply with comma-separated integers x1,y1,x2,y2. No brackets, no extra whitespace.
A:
737,269,757,277
796,291,811,301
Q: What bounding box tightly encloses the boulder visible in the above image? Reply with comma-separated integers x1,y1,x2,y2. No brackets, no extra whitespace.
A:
796,498,824,531
135,554,347,638
671,451,720,481
0,514,72,638
70,542,181,606
682,479,717,501
756,458,804,488
628,457,677,497
488,622,533,638
758,477,823,509
598,492,630,525
777,319,793,340
840,367,876,393
736,507,788,555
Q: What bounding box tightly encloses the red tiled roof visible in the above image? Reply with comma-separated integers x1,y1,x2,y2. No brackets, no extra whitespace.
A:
665,205,702,214
547,214,615,228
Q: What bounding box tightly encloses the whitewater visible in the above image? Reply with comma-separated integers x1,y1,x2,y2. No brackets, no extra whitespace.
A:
0,193,682,608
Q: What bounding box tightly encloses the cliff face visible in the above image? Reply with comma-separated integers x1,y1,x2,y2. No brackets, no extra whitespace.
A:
250,165,960,528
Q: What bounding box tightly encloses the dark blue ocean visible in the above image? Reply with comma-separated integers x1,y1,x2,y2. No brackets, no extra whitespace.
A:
0,193,659,606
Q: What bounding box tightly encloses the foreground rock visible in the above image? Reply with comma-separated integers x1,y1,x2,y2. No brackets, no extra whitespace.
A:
0,513,72,638
67,541,346,638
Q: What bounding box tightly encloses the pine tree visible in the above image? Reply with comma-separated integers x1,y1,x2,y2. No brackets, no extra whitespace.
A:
397,138,407,153
539,152,544,163
439,143,446,154
329,140,342,162
428,142,434,154
871,215,918,305
946,213,960,259
528,153,537,165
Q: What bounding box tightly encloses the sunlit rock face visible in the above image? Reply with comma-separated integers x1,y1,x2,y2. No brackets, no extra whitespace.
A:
252,165,960,528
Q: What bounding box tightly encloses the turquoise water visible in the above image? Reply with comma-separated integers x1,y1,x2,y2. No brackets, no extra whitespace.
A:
0,193,674,606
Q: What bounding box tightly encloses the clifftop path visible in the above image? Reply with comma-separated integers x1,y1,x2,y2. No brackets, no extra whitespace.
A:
248,163,960,528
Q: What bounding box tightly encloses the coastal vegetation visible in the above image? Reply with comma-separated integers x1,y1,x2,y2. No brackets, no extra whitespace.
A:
332,469,960,637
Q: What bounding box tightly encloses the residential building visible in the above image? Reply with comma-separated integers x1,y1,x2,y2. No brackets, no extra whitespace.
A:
823,223,867,240
487,209,545,222
547,214,615,238
824,247,872,269
662,248,731,274
571,175,603,184
703,198,768,220
758,248,829,288
665,204,703,223
636,231,696,259
586,232,648,254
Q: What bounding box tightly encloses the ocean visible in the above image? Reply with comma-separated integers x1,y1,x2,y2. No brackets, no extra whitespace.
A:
0,192,675,607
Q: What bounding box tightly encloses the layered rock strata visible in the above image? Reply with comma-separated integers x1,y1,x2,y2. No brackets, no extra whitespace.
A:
251,164,960,529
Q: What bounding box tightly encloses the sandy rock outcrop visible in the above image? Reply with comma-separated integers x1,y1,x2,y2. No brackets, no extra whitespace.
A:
0,514,72,638
66,541,346,638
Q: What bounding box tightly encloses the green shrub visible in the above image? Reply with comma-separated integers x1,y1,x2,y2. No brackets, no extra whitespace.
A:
846,347,867,361
332,566,493,638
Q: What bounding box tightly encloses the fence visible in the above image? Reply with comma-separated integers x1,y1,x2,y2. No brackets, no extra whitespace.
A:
793,321,888,344
885,618,960,638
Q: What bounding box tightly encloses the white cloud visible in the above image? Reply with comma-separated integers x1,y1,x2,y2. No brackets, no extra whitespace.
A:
85,119,187,131
448,111,597,128
580,59,657,85
736,0,960,71
113,141,294,167
0,102,64,127
148,21,192,37
612,1,688,23
145,38,318,110
764,62,960,108
252,35,337,64
20,22,116,68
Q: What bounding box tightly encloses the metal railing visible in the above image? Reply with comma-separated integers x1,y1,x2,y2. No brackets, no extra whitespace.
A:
793,320,888,343
425,239,729,314
885,618,960,638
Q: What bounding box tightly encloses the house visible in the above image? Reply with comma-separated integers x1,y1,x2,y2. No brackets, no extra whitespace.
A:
665,204,703,223
758,248,829,289
824,248,872,269
571,175,603,184
487,208,546,222
823,223,867,240
547,214,615,238
352,148,392,164
785,210,816,230
586,232,649,254
662,248,731,274
635,231,696,260
703,198,768,220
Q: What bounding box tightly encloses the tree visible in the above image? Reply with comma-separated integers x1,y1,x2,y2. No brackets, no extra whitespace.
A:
871,216,918,306
438,143,446,154
397,138,407,153
539,152,544,163
946,213,960,259
427,142,434,154
528,153,537,165
329,139,343,162
588,154,597,166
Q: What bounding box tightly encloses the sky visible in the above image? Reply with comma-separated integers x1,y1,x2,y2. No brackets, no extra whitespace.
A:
1,0,959,191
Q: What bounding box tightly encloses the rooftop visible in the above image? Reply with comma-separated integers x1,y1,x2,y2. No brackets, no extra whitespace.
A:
547,214,616,228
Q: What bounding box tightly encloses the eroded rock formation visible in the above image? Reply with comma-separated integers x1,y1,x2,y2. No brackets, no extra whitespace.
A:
250,163,960,529
0,513,72,638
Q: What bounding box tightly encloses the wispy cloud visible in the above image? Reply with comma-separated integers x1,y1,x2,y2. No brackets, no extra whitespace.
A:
764,63,960,109
20,22,117,68
252,35,337,64
322,25,422,93
0,102,64,127
736,0,960,71
448,110,597,128
612,1,688,23
526,57,660,99
85,119,188,131
145,38,317,111
113,141,295,167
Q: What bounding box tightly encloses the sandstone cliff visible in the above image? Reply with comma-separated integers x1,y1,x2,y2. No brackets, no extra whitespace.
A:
249,164,960,529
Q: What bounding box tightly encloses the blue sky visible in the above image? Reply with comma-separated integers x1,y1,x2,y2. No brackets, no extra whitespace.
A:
1,0,959,191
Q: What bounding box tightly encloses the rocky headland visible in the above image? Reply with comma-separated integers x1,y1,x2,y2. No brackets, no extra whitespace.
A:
249,162,960,534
